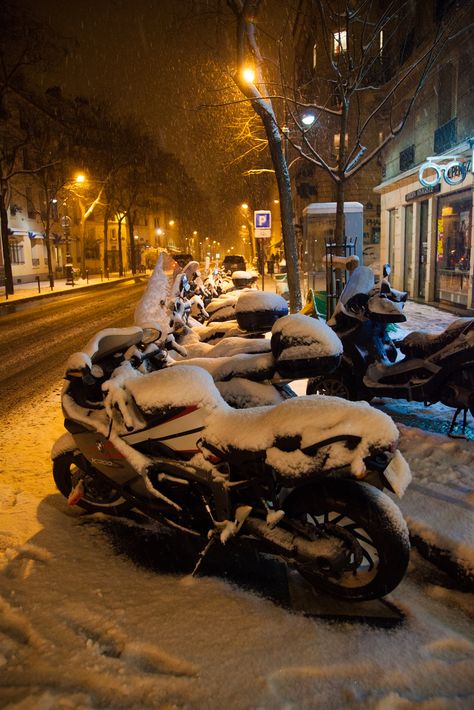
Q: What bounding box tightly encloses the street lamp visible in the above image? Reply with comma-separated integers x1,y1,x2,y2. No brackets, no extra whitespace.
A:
241,67,255,84
301,112,316,127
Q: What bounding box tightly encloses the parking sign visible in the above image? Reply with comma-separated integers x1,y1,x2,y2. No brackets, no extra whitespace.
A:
254,210,272,238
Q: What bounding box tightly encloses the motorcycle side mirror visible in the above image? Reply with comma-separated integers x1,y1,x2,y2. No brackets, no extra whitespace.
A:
90,364,104,379
142,327,162,344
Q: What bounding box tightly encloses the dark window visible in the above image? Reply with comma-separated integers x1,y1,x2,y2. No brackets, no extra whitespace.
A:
434,117,457,153
399,145,415,172
438,62,456,126
26,187,35,218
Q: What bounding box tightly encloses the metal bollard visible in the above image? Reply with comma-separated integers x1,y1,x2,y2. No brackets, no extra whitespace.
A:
36,275,41,293
49,274,54,291
86,269,89,284
100,269,103,282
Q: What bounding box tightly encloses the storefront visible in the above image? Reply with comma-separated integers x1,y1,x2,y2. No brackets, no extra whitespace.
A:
435,190,471,307
374,138,474,311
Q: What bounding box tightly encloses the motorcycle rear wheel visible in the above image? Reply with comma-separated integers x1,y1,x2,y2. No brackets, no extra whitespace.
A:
284,479,410,601
306,372,355,400
53,451,133,515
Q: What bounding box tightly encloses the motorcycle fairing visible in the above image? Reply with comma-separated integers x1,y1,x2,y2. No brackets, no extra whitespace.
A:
123,405,206,458
399,318,474,359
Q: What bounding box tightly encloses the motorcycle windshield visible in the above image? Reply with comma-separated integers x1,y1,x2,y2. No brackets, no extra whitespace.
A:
339,266,375,307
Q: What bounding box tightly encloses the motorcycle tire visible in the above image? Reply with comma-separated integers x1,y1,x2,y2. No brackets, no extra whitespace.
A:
283,478,410,601
306,372,356,400
53,451,133,515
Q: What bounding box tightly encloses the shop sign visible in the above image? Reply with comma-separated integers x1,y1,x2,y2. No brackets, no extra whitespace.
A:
419,140,474,188
405,184,440,202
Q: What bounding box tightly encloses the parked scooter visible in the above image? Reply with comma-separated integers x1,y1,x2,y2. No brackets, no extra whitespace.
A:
307,265,474,435
52,324,411,601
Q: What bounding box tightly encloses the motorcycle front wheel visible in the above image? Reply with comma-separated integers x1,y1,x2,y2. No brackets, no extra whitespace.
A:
53,451,133,515
283,479,410,601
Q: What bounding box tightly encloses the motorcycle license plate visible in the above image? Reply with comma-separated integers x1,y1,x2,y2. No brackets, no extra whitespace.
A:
383,450,412,498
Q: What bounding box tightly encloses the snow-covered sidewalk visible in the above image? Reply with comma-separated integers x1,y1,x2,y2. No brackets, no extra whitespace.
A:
0,273,145,306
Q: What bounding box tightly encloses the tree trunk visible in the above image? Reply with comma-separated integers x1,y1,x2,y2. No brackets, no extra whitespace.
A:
334,179,345,252
118,219,124,276
103,210,109,276
256,109,302,312
127,215,136,274
80,217,86,279
42,185,53,285
44,210,54,286
0,189,14,295
334,101,349,247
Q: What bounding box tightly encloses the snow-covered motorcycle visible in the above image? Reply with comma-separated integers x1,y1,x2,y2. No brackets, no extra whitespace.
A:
307,265,474,435
52,324,411,601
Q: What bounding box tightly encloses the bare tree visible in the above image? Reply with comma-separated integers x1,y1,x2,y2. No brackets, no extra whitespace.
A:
282,0,473,245
0,2,65,294
227,0,303,312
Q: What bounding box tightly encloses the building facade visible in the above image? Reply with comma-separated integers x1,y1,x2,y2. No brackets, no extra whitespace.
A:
374,1,474,310
3,180,179,286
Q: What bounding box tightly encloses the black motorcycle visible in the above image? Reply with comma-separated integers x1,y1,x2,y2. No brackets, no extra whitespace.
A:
52,323,411,601
307,265,474,435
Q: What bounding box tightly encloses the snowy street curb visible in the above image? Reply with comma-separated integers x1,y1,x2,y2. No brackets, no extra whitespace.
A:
0,275,147,312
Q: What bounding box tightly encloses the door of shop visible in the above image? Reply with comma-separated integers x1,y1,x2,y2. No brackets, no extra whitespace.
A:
403,204,414,294
417,201,428,299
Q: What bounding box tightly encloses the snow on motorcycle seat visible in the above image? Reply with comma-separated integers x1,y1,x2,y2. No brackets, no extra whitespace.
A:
231,270,259,289
398,318,474,359
270,314,343,379
235,290,288,332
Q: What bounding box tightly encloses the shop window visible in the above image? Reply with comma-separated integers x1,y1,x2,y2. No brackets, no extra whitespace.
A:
435,191,471,307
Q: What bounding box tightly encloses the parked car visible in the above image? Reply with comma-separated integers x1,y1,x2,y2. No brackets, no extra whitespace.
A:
222,254,246,274
172,253,194,268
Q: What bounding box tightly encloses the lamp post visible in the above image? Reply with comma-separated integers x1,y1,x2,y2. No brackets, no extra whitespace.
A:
60,202,74,286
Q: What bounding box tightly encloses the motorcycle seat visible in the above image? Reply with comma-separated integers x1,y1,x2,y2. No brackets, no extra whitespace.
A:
398,318,474,358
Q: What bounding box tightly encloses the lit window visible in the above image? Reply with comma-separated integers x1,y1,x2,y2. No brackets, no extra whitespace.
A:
333,132,348,155
312,42,317,69
333,30,347,55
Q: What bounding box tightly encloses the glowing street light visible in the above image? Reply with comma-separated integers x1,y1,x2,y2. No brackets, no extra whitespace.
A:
241,67,255,84
169,219,175,226
241,203,249,210
75,173,86,184
301,112,316,127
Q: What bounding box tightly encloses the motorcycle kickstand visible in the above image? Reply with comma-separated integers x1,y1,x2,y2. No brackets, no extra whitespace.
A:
191,530,219,578
448,406,469,439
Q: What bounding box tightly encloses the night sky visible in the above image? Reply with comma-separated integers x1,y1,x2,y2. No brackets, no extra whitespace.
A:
16,0,286,238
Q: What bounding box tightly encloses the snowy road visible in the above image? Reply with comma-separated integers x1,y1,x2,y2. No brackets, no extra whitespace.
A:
0,278,147,413
0,292,473,706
